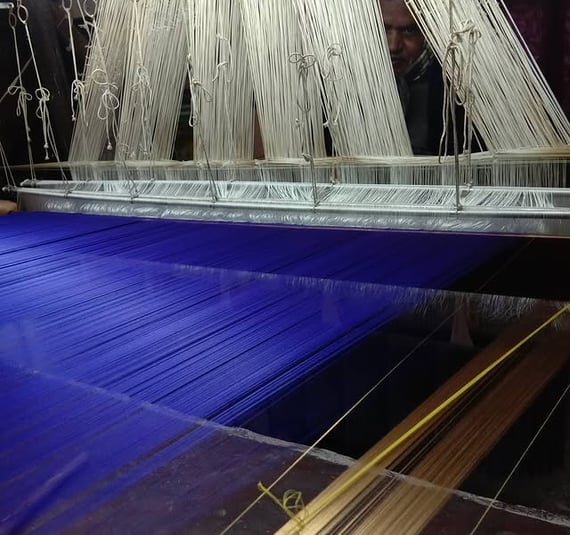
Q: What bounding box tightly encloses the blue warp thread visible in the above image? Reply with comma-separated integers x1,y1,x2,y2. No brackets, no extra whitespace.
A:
0,212,514,533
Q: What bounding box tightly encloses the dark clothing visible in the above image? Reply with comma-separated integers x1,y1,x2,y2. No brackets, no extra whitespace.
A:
322,54,479,157
398,57,482,156
398,60,444,155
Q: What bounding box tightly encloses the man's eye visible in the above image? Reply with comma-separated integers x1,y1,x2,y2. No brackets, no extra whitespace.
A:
403,28,418,36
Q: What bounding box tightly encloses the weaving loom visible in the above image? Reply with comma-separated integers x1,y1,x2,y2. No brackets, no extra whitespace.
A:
1,1,570,534
5,0,570,234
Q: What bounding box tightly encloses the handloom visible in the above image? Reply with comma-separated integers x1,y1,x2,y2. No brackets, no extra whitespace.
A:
4,0,569,234
1,1,569,534
0,212,568,535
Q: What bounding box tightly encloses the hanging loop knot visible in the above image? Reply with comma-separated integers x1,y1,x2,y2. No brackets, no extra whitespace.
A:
289,52,317,166
323,43,344,82
187,54,213,128
71,79,86,122
97,85,119,150
445,19,481,96
134,64,151,92
321,44,343,129
90,68,109,87
8,84,32,116
91,69,119,120
83,0,97,19
71,80,85,103
16,0,28,24
116,142,130,160
8,7,18,29
282,490,305,515
213,33,234,84
34,87,50,116
62,0,73,13
289,52,315,116
8,85,32,142
133,64,153,116
34,86,51,159
322,107,340,129
469,28,481,46
188,80,213,127
289,52,316,72
326,43,342,61
98,88,120,120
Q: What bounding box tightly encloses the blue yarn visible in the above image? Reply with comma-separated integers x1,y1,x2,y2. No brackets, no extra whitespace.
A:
0,212,516,532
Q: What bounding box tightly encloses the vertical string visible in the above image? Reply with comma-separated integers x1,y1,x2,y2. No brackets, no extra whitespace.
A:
290,53,319,206
62,0,87,125
0,140,18,192
186,51,218,202
17,0,59,162
7,6,35,181
293,0,411,158
406,0,570,151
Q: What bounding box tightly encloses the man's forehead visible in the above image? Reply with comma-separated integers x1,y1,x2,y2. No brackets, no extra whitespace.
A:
379,0,416,26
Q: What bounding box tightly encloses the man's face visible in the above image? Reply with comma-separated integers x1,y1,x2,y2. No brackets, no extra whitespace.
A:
379,0,425,77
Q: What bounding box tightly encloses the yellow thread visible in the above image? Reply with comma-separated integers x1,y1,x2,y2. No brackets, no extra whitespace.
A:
282,489,305,515
283,303,570,533
258,482,305,529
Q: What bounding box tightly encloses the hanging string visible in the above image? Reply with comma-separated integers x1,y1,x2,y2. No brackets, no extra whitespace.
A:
0,141,18,192
55,0,570,196
289,52,319,205
439,17,482,161
0,57,32,105
462,22,480,156
114,0,186,161
189,0,255,162
7,5,35,181
76,0,94,42
62,0,86,124
212,32,239,161
240,0,325,161
94,70,120,152
128,0,153,159
69,0,129,160
293,0,412,158
406,0,570,151
16,0,59,161
320,43,343,151
441,0,462,209
186,51,218,202
289,53,317,163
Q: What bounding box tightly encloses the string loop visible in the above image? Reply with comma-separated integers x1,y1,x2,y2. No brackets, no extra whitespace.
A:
16,0,28,24
257,482,305,529
83,0,97,19
213,34,234,84
8,7,17,28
